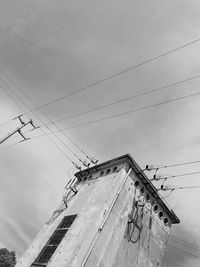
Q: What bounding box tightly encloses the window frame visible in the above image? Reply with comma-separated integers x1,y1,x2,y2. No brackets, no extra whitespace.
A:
31,214,77,266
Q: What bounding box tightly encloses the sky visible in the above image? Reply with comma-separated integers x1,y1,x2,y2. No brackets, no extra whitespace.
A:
0,0,200,266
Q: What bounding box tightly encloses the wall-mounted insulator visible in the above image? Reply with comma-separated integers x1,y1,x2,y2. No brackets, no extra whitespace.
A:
152,174,163,181
86,155,98,164
83,160,90,167
74,163,82,171
145,164,155,171
160,185,171,191
91,157,98,164
79,158,90,168
71,187,78,194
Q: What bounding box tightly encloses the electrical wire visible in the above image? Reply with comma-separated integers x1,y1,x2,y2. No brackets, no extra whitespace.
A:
168,244,200,259
32,110,89,166
31,91,200,133
0,84,26,114
3,90,200,151
147,160,200,170
159,185,200,191
170,235,200,249
0,76,78,165
15,35,200,113
1,35,200,120
153,171,200,181
1,72,200,135
0,141,20,152
169,237,200,250
160,190,174,199
0,117,15,129
0,40,200,155
32,73,200,124
1,73,200,160
0,74,96,165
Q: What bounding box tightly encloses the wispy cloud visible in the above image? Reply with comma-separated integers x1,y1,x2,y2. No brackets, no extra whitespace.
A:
0,1,200,266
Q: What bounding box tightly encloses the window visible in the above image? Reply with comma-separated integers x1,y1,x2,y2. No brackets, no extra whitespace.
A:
32,215,77,266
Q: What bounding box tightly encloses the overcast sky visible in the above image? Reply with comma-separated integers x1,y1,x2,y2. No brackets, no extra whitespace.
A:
0,0,200,266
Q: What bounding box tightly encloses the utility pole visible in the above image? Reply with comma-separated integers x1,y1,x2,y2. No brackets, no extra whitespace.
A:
0,115,38,145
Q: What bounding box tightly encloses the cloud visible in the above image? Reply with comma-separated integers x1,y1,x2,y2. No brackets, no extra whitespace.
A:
0,1,200,266
163,224,200,267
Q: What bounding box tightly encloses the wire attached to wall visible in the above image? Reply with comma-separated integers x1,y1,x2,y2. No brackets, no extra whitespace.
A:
159,185,200,191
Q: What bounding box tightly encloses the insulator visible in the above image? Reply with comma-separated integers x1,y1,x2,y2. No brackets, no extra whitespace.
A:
145,164,155,171
91,157,98,164
83,160,90,167
74,163,81,171
86,155,98,164
160,185,170,191
153,174,163,180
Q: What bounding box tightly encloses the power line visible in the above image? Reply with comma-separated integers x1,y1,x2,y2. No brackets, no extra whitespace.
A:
5,91,198,148
146,159,200,171
37,73,200,124
0,84,26,114
1,72,200,133
33,108,90,167
169,241,200,253
1,76,200,154
170,235,200,249
160,185,200,191
169,236,200,250
0,141,21,152
19,36,200,112
4,79,200,151
0,117,15,129
153,171,200,181
13,90,200,142
168,244,200,259
0,76,78,165
36,91,200,132
0,74,96,165
1,35,200,119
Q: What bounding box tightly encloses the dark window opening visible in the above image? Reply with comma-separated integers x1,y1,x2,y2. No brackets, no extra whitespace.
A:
48,229,68,245
59,214,77,228
35,246,57,264
32,214,77,266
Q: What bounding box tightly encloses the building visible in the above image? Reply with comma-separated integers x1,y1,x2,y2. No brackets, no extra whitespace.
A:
16,154,180,267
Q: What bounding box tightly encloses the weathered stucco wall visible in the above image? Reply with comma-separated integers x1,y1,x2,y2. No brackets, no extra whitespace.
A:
84,169,170,267
16,158,173,267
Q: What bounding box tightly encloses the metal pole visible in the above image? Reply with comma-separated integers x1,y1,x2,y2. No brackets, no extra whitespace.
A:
0,120,31,145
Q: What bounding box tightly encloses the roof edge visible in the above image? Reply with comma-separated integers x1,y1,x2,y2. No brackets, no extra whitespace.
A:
75,154,180,224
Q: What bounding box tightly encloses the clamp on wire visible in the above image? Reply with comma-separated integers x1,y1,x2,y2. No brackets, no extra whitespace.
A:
73,162,82,171
79,158,90,168
18,128,30,142
85,154,98,165
13,114,25,125
29,119,40,131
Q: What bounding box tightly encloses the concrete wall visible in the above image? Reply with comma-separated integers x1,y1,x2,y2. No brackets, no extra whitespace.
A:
84,168,170,267
16,162,171,267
